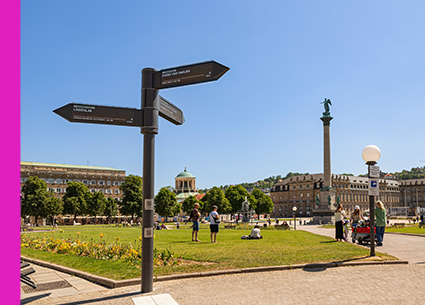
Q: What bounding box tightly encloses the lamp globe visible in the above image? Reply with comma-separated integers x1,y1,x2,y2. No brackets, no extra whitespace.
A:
362,145,381,162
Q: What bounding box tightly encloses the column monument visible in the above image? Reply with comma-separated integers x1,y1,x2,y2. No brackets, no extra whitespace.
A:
313,98,336,224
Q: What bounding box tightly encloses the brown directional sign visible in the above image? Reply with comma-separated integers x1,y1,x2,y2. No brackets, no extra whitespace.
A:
53,103,143,127
157,96,185,125
153,60,229,89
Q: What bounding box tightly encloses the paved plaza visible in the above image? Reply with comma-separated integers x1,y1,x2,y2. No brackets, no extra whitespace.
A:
21,225,425,305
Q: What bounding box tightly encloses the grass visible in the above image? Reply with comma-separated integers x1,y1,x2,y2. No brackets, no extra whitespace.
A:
21,224,397,280
386,225,425,235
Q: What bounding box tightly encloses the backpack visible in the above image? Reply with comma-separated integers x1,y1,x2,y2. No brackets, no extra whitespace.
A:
189,209,195,220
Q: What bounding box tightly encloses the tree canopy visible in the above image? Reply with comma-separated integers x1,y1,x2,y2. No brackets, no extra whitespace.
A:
119,174,143,220
62,181,91,220
225,185,256,214
203,187,231,214
21,176,63,223
154,187,180,221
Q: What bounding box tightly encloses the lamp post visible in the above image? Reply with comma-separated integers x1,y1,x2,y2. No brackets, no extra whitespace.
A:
293,206,297,230
362,144,381,257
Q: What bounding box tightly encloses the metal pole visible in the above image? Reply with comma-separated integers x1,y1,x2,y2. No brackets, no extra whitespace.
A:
141,68,159,293
367,161,376,257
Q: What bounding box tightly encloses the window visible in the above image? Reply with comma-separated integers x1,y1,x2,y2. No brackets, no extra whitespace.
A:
56,188,62,193
407,188,410,192
299,205,303,214
105,189,112,194
114,189,120,194
306,205,311,214
307,184,310,188
113,181,120,186
90,189,96,193
91,180,96,185
82,180,88,185
284,206,287,214
273,196,275,202
98,181,105,185
300,185,302,189
107,181,111,185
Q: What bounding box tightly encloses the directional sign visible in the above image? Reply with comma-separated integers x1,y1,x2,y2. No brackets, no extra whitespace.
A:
153,60,229,89
53,103,143,127
369,178,379,196
157,96,185,125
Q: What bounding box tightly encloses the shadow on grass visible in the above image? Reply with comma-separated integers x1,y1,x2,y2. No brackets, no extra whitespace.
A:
319,240,337,243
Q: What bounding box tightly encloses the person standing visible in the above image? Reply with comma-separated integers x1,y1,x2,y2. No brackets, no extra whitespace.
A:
209,205,220,243
191,203,201,242
350,205,363,243
375,200,386,246
334,204,345,241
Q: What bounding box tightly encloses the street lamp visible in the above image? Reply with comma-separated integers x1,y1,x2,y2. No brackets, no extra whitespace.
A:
292,206,297,230
362,144,381,256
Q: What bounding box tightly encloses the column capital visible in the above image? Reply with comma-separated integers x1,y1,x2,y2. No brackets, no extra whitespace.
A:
320,116,333,125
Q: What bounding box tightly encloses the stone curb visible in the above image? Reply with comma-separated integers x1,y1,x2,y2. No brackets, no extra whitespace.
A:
20,256,408,289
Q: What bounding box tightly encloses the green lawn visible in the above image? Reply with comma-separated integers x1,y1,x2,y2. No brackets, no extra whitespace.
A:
386,225,425,235
21,224,396,280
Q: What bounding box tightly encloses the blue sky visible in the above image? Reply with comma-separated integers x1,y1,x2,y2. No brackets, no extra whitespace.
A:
21,1,425,193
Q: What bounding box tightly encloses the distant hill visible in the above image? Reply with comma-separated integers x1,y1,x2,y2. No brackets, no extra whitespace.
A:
384,166,425,180
198,166,425,194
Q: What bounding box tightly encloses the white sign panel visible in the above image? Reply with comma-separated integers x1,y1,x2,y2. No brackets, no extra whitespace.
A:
368,178,379,196
145,199,154,211
369,165,380,178
144,227,154,238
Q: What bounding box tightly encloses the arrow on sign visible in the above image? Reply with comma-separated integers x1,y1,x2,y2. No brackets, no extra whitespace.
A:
157,96,185,125
153,60,229,90
53,103,143,127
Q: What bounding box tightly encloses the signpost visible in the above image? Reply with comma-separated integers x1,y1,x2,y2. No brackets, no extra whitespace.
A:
54,60,229,294
153,61,229,89
157,96,185,125
53,103,143,127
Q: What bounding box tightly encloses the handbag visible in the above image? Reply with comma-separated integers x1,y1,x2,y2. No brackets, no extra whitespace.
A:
211,212,220,224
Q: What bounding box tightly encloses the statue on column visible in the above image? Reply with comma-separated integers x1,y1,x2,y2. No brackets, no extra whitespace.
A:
321,98,332,117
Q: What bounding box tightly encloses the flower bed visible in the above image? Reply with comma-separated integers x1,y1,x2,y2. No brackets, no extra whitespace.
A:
20,231,181,267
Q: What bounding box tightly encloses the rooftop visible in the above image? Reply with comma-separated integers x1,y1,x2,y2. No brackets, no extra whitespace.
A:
21,161,124,172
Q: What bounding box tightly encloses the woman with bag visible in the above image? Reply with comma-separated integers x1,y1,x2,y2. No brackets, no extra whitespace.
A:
210,205,220,243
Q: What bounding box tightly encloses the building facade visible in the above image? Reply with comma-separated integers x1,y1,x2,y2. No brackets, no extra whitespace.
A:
270,173,401,217
20,161,126,200
398,178,425,207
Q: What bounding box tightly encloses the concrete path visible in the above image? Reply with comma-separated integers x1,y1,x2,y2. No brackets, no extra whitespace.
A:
21,226,425,305
299,225,425,264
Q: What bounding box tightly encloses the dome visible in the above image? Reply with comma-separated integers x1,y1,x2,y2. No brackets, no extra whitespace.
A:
176,169,195,178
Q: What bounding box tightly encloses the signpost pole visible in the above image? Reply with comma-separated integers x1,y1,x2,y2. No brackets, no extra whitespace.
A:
140,68,158,293
367,162,377,257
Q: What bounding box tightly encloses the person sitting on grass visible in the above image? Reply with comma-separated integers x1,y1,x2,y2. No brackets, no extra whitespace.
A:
241,225,263,239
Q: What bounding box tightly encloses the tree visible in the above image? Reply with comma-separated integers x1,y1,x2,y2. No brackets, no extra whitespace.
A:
154,187,179,222
104,197,119,224
87,191,106,224
119,175,143,220
203,187,231,215
182,195,200,215
21,176,63,224
62,181,92,222
251,189,274,217
225,185,256,214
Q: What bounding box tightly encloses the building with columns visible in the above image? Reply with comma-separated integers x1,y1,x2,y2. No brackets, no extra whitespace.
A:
174,168,199,203
270,173,400,218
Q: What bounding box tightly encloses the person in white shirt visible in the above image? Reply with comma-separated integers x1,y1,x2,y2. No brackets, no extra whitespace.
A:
249,225,263,239
209,206,220,243
334,204,346,241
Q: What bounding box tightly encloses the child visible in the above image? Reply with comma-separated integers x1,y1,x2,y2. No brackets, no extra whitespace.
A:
343,219,349,242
